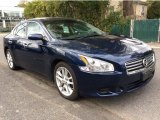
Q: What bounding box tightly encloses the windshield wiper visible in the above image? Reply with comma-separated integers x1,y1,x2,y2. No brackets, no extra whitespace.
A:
58,32,103,40
79,34,102,39
60,38,76,40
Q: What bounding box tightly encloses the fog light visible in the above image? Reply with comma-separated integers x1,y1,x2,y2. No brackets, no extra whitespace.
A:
99,88,110,94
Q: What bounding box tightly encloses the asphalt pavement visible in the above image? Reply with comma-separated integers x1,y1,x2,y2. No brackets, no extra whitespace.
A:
0,34,160,120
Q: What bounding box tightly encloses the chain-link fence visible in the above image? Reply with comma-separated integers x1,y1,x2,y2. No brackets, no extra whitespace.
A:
0,7,24,32
0,19,24,32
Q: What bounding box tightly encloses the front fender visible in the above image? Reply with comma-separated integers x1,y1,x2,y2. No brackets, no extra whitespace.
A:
48,45,85,66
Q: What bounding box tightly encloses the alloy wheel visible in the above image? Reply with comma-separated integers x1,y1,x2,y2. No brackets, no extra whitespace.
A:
56,67,74,96
6,51,14,69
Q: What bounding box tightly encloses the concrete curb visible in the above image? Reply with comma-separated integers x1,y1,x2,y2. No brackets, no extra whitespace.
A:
0,33,8,36
150,46,160,49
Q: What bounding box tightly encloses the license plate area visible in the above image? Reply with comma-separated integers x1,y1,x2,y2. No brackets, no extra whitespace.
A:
142,67,154,81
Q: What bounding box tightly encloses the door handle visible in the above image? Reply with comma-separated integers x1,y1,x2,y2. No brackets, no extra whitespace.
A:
23,43,32,47
8,40,13,44
23,43,28,47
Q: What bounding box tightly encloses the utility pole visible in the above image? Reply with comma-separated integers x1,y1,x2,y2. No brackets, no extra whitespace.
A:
130,19,134,38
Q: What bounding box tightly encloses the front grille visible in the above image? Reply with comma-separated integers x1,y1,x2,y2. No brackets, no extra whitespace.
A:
125,54,155,74
126,74,153,91
127,80,144,91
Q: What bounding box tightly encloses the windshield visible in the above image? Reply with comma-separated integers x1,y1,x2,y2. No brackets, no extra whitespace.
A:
43,19,104,40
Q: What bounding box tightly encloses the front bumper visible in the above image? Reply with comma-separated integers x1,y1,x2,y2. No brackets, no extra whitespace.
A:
72,65,155,97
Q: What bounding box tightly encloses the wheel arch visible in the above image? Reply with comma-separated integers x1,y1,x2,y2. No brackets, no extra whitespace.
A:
49,52,82,81
50,58,69,81
4,46,9,58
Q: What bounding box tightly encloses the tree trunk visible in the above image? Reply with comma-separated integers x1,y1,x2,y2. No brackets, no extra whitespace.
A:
123,0,134,17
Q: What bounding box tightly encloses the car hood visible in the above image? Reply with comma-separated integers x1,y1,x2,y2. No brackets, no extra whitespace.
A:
53,35,153,64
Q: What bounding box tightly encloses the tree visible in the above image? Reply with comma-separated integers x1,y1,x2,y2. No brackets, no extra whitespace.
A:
123,0,134,18
147,0,154,7
17,0,27,7
24,1,48,18
147,1,160,19
24,1,110,29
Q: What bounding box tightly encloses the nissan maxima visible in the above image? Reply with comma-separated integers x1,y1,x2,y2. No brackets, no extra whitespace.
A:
3,17,155,100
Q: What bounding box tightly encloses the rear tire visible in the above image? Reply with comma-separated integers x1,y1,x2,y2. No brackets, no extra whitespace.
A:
6,49,18,70
54,62,78,100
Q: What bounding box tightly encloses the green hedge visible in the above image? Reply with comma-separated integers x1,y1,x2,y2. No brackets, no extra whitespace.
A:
0,28,11,32
111,23,130,37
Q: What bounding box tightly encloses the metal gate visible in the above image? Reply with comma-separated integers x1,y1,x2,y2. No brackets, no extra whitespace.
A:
133,19,159,42
0,20,23,32
111,19,160,42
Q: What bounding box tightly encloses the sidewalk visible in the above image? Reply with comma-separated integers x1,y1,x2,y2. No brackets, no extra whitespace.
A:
147,42,160,49
0,32,9,35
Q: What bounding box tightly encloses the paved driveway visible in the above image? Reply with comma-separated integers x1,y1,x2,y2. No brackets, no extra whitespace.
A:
0,34,160,120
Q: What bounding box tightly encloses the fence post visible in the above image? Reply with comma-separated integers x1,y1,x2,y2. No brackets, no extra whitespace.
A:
158,19,160,42
130,19,134,38
2,10,6,28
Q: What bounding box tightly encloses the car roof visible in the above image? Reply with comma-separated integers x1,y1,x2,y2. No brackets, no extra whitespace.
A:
27,17,79,22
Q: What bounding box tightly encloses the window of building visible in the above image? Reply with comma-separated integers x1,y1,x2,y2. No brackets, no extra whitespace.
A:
141,5,145,16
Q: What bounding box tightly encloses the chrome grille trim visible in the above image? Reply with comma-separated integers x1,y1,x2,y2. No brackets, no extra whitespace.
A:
127,65,144,71
126,59,142,65
125,54,155,74
126,62,143,68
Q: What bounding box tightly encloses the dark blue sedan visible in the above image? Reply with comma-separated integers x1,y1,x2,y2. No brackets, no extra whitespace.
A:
3,17,155,100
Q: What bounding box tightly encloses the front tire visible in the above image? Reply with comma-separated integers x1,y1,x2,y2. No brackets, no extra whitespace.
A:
6,49,17,70
54,62,78,100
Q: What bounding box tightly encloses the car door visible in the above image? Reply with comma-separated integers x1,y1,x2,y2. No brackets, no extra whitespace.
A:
16,21,48,74
11,22,28,66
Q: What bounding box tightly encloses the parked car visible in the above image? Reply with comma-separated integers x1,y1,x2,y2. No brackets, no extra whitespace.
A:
3,17,155,100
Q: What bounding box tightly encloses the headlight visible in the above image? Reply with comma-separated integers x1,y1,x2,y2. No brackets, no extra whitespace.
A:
79,55,114,72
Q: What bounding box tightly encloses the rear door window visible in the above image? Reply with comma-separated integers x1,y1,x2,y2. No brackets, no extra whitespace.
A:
14,23,27,38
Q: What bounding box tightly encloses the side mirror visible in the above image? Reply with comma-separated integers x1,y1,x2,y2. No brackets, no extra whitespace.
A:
28,34,43,40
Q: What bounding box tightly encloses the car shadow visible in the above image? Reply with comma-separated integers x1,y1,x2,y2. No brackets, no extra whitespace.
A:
18,67,151,104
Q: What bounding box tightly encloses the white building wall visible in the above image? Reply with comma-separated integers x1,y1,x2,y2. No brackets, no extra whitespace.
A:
0,6,24,28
